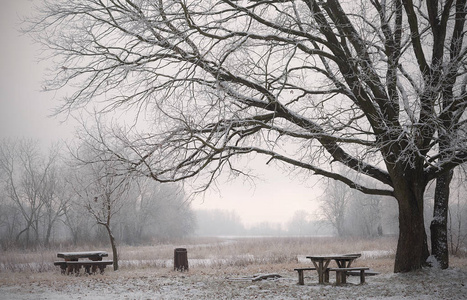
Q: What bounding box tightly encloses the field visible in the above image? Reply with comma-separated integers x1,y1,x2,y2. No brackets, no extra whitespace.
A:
1,236,466,299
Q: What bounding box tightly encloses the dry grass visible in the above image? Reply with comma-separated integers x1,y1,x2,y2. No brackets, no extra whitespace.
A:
1,236,466,278
118,236,399,271
2,237,466,300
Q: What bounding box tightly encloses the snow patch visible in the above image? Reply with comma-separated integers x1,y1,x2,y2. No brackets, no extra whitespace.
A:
426,255,441,269
361,250,394,259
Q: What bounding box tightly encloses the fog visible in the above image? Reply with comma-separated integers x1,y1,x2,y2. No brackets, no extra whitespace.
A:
0,0,322,228
0,1,72,142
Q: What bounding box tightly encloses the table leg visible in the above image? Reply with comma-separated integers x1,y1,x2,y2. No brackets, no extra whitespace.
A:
335,270,343,285
319,261,325,283
312,260,331,284
311,260,324,283
340,270,347,284
65,259,76,275
340,261,347,284
335,259,355,284
84,265,91,274
99,265,106,274
323,260,331,283
342,260,354,284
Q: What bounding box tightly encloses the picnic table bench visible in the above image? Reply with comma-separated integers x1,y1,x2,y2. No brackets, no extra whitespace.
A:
329,267,369,285
293,267,316,285
54,251,113,275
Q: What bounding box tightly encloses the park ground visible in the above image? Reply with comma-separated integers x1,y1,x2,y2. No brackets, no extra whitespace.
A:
0,236,466,299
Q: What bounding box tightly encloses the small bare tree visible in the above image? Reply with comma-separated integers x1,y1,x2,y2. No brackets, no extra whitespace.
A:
71,158,130,271
69,129,132,271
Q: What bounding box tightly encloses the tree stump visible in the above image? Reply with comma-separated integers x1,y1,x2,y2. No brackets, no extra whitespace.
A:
174,248,188,271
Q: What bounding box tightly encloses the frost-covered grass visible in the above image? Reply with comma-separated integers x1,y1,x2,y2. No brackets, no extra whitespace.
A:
1,236,466,274
0,235,462,273
1,236,467,299
1,236,398,272
115,236,400,272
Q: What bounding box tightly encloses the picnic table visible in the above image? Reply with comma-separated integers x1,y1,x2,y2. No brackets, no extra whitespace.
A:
304,254,361,284
54,251,113,275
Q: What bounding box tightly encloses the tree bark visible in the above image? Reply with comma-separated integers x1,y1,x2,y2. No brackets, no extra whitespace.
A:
393,174,430,272
430,170,453,269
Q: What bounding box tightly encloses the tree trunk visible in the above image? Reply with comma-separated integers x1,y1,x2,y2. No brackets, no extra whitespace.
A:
45,220,53,247
105,225,119,271
393,176,430,272
429,125,454,269
430,170,453,269
16,226,29,247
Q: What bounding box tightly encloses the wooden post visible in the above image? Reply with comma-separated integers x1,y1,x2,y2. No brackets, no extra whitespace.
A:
174,248,188,271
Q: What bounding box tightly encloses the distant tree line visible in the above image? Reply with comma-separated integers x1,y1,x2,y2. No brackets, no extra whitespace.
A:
0,138,195,250
195,176,466,254
194,209,333,237
319,176,398,238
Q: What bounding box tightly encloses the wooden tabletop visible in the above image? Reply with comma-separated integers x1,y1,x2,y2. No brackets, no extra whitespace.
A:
57,251,108,260
306,255,360,260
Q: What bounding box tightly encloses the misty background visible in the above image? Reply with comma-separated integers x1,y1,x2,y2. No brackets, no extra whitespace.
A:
1,0,320,229
0,0,466,253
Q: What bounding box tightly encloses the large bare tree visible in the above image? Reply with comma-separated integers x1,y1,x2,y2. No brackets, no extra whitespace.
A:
29,0,467,272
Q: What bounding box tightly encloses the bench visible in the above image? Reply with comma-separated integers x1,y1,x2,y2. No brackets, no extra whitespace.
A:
328,267,369,285
294,267,317,285
347,269,379,277
55,260,113,275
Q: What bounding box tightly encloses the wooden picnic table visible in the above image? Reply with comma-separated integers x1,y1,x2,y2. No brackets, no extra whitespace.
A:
305,254,361,284
55,251,112,274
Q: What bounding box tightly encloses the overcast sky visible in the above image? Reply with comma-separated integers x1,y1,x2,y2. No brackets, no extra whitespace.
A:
0,0,321,227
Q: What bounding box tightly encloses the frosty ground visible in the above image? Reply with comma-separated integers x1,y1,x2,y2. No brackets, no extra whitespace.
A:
1,266,466,299
0,237,466,299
